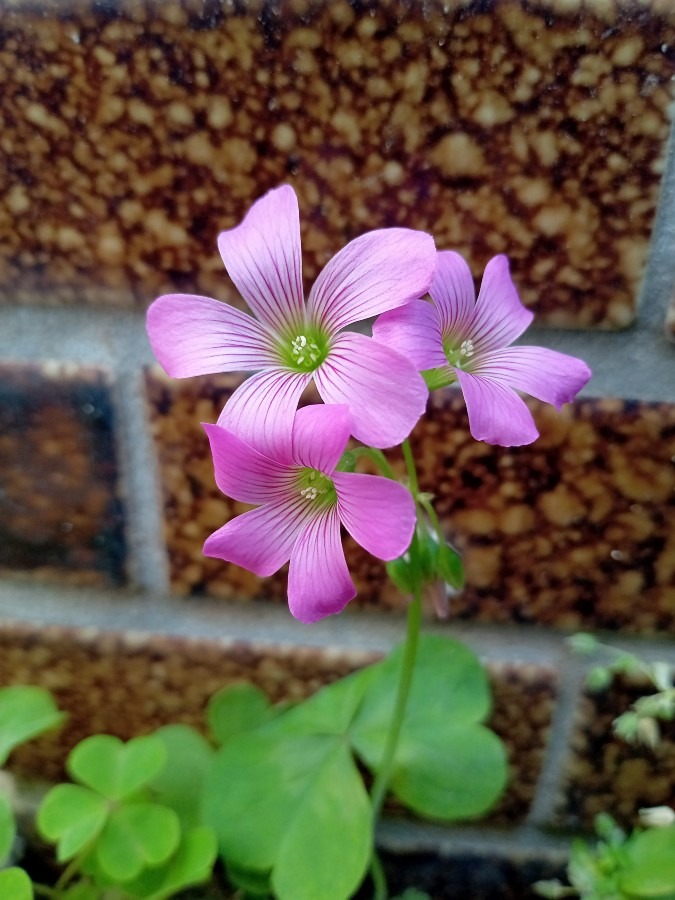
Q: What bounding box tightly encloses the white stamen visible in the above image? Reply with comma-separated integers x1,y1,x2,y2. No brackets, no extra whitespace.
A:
299,471,330,501
291,334,321,365
459,339,474,358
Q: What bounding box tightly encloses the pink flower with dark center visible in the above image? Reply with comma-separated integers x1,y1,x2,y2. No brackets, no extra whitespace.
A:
147,185,435,456
203,404,416,623
373,251,592,446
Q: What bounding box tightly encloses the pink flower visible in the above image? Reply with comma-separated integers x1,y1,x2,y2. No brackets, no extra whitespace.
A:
202,404,416,623
373,251,592,446
147,185,435,456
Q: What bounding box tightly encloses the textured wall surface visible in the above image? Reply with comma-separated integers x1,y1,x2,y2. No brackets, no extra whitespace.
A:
0,0,674,893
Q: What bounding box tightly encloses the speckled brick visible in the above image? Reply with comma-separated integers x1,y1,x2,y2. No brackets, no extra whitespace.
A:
0,620,376,781
0,363,126,586
555,673,675,829
145,368,675,634
1,0,672,328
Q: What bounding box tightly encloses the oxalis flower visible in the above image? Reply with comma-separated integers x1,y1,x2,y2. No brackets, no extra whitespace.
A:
147,185,435,456
373,251,592,446
202,404,416,623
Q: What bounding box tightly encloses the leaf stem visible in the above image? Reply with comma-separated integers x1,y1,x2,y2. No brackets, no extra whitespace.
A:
32,885,58,899
53,852,85,892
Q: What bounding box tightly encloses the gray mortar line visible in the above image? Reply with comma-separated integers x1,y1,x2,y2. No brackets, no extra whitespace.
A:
525,647,589,829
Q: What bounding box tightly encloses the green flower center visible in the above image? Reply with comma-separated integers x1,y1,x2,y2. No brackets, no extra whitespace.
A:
443,337,475,370
279,327,330,373
296,467,337,508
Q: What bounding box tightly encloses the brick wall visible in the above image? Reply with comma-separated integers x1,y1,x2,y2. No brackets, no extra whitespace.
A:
1,0,674,893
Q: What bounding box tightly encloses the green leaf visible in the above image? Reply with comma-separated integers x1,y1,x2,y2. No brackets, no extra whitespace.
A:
271,742,372,900
0,867,33,899
351,635,492,760
150,725,214,829
0,686,66,765
351,635,506,821
37,784,108,862
68,734,167,801
390,722,507,819
0,791,16,864
96,802,180,882
207,683,274,744
203,731,371,900
621,826,675,896
269,666,371,738
121,826,217,899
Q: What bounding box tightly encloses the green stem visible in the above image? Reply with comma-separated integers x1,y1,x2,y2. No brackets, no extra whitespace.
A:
369,849,388,900
370,586,422,823
369,586,423,900
53,851,86,893
369,438,426,900
32,885,58,899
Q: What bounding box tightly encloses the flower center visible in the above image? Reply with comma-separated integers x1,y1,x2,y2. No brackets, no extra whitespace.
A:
297,467,337,508
279,327,330,373
443,337,475,370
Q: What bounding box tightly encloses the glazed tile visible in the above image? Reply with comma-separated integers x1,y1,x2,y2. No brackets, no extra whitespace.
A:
0,0,672,327
0,363,126,587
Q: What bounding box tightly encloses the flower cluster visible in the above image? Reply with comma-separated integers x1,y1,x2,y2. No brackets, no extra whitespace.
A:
147,185,591,622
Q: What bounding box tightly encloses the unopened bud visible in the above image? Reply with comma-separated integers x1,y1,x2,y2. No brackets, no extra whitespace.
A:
638,806,675,827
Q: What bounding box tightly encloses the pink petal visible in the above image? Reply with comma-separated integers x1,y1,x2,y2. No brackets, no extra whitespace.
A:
372,300,446,371
217,368,312,462
203,423,297,504
146,294,277,378
307,228,436,332
334,473,415,560
314,332,428,448
468,255,533,353
455,371,540,446
473,346,592,408
429,251,477,346
291,405,351,474
203,496,309,577
287,507,355,623
217,185,305,336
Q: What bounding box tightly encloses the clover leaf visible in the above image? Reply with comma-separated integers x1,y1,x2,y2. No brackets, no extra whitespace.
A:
38,784,108,862
350,635,507,820
96,802,180,882
68,734,166,801
204,731,371,900
121,825,217,899
0,686,66,765
0,867,33,899
207,683,276,744
150,725,214,830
